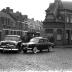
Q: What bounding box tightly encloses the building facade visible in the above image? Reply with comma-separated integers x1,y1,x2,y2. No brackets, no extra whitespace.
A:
0,7,28,40
43,0,72,45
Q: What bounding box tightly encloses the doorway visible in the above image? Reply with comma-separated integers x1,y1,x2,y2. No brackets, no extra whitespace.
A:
66,30,70,45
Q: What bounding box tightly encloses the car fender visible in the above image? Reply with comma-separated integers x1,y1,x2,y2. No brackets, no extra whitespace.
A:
27,43,39,48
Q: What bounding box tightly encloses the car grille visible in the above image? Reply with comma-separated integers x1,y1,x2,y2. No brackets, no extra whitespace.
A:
0,43,15,48
1,45,14,48
23,45,27,48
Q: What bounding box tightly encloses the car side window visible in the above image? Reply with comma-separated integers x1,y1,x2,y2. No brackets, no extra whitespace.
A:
44,39,49,42
43,39,47,43
39,39,44,43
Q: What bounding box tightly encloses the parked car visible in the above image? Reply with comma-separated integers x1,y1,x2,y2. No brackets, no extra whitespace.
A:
0,35,22,53
21,37,54,53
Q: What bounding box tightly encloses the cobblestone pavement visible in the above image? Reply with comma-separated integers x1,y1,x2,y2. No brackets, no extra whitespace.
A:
0,48,72,72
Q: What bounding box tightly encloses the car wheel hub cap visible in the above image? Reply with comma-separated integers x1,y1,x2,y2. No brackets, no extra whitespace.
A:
49,47,52,51
33,47,38,53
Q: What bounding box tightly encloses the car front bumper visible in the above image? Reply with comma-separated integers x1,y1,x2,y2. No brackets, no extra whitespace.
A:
0,48,19,51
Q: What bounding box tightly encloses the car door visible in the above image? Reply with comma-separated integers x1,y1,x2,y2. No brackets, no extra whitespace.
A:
38,39,45,50
41,39,49,49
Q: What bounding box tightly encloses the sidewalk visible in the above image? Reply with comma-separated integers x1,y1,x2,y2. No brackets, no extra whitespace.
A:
55,45,72,48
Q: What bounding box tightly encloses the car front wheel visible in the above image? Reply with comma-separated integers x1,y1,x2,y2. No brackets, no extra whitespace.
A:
33,47,38,54
23,49,27,53
40,50,42,52
48,46,53,52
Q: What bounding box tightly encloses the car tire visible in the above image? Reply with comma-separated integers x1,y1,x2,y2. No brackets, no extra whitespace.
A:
3,50,5,53
40,50,42,52
17,42,22,50
16,44,22,52
23,49,27,53
33,47,38,54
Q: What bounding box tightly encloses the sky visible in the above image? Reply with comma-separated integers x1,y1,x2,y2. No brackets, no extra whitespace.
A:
0,0,72,21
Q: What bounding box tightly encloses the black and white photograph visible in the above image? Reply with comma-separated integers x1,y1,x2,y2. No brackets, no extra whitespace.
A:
0,0,72,72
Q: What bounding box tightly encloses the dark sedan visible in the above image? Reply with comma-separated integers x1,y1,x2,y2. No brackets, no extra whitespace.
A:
21,37,54,53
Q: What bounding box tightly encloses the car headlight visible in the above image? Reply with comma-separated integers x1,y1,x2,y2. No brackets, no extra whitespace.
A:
9,44,16,48
0,42,1,46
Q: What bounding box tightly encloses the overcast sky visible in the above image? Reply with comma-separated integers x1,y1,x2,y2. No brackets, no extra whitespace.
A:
0,0,72,21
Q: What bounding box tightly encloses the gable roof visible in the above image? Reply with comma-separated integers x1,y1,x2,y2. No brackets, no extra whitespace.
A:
48,3,55,10
0,11,16,23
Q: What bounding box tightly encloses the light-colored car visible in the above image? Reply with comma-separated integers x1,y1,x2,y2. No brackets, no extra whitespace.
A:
0,35,21,53
21,37,54,53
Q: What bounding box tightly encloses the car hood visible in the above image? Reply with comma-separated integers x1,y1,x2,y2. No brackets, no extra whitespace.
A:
0,40,19,44
22,42,36,45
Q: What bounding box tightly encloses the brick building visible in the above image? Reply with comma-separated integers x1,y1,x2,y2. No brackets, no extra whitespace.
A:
0,7,28,40
43,0,72,45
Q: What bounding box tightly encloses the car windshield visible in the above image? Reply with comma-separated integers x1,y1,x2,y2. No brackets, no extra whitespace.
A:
1,42,15,45
4,36,20,41
30,38,40,43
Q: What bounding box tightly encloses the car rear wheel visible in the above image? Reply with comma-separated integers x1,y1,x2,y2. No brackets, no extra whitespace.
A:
33,47,38,54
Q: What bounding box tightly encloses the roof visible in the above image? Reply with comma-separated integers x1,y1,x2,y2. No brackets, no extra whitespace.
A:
33,37,43,39
9,13,18,21
47,0,72,12
48,3,55,11
30,37,43,42
0,11,15,23
61,1,72,10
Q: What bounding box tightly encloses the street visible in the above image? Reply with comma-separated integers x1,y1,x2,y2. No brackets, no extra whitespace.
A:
0,48,72,71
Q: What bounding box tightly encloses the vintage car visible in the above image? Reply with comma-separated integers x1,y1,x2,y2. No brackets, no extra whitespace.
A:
0,35,22,53
21,37,54,53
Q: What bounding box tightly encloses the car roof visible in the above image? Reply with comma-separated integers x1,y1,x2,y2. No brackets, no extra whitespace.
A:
5,35,20,37
32,37,47,39
33,37,43,39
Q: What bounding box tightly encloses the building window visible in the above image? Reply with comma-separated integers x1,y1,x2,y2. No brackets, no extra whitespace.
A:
45,29,53,37
5,30,9,35
17,31,19,35
66,17,69,23
14,31,16,35
11,31,13,35
45,29,53,33
47,15,54,19
57,29,62,34
1,17,4,24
